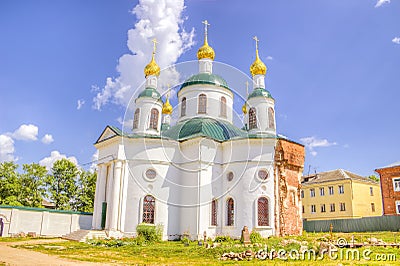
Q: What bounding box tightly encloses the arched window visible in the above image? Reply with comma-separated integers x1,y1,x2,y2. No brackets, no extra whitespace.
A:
249,107,257,129
211,199,217,226
142,195,155,224
257,197,269,226
227,198,234,226
198,94,207,114
149,108,159,130
181,97,186,117
268,107,275,129
220,96,227,117
133,108,140,129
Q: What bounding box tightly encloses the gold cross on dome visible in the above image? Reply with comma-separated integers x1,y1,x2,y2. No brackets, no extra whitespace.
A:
152,38,158,54
202,20,210,37
253,36,259,51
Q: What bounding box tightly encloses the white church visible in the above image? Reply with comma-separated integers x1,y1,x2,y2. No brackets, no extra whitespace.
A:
92,22,305,240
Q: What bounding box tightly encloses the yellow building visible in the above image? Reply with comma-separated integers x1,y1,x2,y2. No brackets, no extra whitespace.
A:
301,169,382,221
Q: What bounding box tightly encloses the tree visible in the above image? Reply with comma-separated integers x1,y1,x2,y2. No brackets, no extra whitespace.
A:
367,175,380,182
0,161,22,206
45,158,79,210
75,170,97,212
19,163,47,207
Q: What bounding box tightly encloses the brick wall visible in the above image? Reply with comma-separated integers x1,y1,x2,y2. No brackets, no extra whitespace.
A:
376,165,400,215
274,138,305,236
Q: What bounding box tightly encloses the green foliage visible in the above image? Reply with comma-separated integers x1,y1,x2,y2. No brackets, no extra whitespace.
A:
249,231,263,243
19,163,47,207
136,224,163,243
367,174,380,182
214,235,233,243
0,161,22,206
75,170,97,212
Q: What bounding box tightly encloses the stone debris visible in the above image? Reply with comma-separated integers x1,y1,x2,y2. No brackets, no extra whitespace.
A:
219,250,254,261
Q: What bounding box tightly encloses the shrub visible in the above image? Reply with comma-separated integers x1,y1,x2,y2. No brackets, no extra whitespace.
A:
250,231,263,244
136,223,163,243
214,235,233,243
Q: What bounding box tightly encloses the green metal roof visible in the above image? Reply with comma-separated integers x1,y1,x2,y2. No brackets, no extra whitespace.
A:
180,73,230,91
137,87,162,101
248,87,274,100
162,117,247,142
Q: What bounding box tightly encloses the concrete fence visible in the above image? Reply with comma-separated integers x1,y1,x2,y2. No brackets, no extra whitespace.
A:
0,205,93,237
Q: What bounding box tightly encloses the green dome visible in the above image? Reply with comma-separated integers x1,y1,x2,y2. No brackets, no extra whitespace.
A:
180,73,230,91
162,117,247,142
137,87,162,101
247,87,273,100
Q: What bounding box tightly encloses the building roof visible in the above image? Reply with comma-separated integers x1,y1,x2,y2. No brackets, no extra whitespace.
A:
248,87,273,100
137,87,162,102
375,161,400,170
301,169,378,185
179,73,230,91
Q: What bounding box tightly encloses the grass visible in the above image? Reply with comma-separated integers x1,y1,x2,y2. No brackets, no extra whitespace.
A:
11,232,400,265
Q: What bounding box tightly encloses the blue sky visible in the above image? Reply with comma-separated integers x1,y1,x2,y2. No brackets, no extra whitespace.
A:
0,0,399,176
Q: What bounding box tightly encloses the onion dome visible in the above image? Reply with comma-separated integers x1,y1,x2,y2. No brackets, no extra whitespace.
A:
144,53,160,77
197,20,215,60
250,36,267,76
162,96,173,115
242,103,247,114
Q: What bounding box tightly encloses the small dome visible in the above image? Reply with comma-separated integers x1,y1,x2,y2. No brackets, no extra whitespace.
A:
242,103,247,114
162,97,173,115
137,87,162,102
197,41,215,61
180,73,229,91
248,87,273,100
250,49,267,76
144,53,160,77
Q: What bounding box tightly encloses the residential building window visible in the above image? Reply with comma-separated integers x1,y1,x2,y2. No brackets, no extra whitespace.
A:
149,108,159,130
268,107,275,129
181,97,186,116
220,96,227,117
301,190,304,199
320,187,325,196
133,108,140,129
328,186,334,195
142,195,155,224
371,203,375,212
227,198,234,226
198,94,207,114
321,204,326,213
338,185,344,194
396,201,400,214
311,205,316,213
330,203,335,212
340,202,346,211
310,188,315,197
211,199,217,226
302,205,305,213
257,197,269,226
370,187,374,196
393,178,400,192
249,108,257,129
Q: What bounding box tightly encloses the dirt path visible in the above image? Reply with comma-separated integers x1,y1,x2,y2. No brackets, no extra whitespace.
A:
0,239,109,266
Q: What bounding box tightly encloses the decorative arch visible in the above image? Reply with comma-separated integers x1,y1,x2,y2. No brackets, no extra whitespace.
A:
198,94,207,114
226,197,234,226
249,107,257,130
257,197,269,226
149,108,159,130
220,96,227,117
268,107,275,129
133,108,140,129
181,97,187,117
142,195,155,224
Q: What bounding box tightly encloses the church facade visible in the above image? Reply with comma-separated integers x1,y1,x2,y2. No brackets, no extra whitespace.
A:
92,23,305,240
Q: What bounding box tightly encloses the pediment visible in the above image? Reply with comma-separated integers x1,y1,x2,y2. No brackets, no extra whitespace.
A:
95,126,121,144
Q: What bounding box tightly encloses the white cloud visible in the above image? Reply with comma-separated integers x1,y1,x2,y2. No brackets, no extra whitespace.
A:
375,0,390,8
392,37,400,44
39,150,78,171
266,56,273,60
300,136,337,156
77,99,85,110
0,134,16,162
41,134,54,144
93,0,195,110
11,124,38,141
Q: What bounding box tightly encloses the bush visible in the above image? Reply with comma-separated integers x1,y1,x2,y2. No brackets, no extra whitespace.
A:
136,223,163,243
250,231,263,244
214,235,233,243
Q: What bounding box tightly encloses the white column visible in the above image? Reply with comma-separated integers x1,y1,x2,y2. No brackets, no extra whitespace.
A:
109,160,122,231
92,165,106,229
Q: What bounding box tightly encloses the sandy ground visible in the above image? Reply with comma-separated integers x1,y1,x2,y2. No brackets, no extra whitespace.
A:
0,239,108,266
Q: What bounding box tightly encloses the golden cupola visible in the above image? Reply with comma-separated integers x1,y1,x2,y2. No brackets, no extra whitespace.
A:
144,39,161,77
197,20,215,60
162,95,173,115
250,36,267,76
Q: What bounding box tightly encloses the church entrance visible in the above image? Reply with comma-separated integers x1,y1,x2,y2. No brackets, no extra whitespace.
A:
101,202,107,229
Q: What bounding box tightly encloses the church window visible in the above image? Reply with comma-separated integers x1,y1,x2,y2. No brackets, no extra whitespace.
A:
181,97,186,117
268,107,275,129
249,108,257,129
227,171,234,182
198,94,207,114
340,202,346,211
220,96,227,117
145,169,157,180
257,197,269,226
149,108,159,130
142,195,155,224
211,199,217,226
133,108,140,129
330,203,335,212
258,169,268,181
227,198,234,226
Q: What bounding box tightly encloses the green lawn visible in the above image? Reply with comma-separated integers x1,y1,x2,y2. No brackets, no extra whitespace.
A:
12,232,400,265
